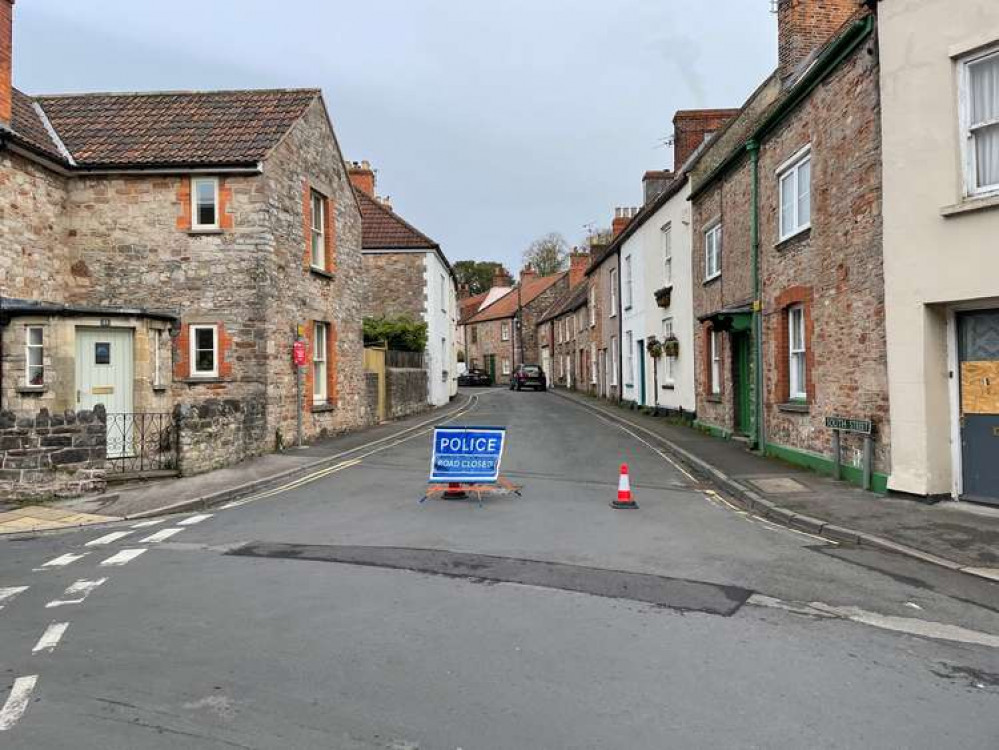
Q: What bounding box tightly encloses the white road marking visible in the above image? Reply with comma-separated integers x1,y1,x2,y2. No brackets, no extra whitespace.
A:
0,586,28,610
0,675,38,731
177,514,212,526
32,622,69,654
46,578,107,608
589,410,699,483
131,518,165,529
35,552,89,571
748,594,999,648
85,530,132,546
100,548,146,567
139,527,182,543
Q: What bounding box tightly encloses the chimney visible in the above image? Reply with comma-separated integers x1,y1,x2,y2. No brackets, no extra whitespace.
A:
0,0,13,127
777,0,860,82
491,267,512,289
642,170,673,205
520,264,537,285
569,249,590,288
347,160,376,196
672,109,740,170
612,207,639,239
458,282,471,300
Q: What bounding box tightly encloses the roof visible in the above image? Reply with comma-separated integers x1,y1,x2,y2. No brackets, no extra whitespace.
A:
538,280,589,324
7,88,321,168
459,291,489,324
355,189,439,250
9,89,63,162
466,272,566,324
0,296,179,322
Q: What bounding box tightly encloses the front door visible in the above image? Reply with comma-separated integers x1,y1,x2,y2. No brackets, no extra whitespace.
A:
541,346,551,385
732,332,752,436
959,310,999,505
76,328,134,458
637,339,646,406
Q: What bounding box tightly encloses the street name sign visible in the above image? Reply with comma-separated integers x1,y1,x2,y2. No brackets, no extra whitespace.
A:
825,416,873,434
430,426,506,484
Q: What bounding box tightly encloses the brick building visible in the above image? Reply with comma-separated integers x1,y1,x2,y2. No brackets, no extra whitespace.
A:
689,0,889,490
538,279,595,393
0,0,366,480
350,161,458,407
585,240,621,401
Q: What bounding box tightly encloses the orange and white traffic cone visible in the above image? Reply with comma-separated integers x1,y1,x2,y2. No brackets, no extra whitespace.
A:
611,463,638,509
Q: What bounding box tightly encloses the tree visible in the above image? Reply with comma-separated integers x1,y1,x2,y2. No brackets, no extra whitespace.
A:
363,316,428,352
523,232,569,276
453,260,505,295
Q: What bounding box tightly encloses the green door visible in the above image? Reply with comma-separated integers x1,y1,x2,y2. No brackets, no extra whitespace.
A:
486,355,497,384
733,333,752,436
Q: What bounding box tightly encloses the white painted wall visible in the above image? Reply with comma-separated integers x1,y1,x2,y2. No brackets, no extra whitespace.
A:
424,251,458,407
879,0,999,496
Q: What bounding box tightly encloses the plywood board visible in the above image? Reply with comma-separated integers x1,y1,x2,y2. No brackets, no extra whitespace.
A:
961,361,999,414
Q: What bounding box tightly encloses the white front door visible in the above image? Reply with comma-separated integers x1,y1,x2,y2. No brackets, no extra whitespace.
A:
76,328,134,458
541,346,551,383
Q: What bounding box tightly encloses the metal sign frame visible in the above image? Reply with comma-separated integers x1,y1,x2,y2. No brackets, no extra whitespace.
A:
430,426,507,485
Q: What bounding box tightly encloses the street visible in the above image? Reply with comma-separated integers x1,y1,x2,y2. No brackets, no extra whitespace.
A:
1,388,997,749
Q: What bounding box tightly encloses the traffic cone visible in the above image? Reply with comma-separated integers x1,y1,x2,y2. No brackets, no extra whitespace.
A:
611,463,638,509
443,482,468,500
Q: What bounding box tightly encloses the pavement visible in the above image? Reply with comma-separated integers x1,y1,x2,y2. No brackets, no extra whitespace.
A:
555,389,999,580
0,387,997,748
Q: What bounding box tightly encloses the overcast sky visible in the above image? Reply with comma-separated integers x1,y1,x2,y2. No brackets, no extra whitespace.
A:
14,1,776,273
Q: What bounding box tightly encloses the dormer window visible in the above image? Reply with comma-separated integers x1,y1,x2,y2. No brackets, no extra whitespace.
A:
192,177,219,230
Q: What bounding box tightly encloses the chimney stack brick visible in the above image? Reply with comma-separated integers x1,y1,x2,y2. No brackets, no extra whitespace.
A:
347,160,376,196
568,250,590,288
611,206,639,239
642,170,673,205
672,109,740,171
0,0,13,126
777,0,860,81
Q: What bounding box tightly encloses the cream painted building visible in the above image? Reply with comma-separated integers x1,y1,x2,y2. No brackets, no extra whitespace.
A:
879,0,999,504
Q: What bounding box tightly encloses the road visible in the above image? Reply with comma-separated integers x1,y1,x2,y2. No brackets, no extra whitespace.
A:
1,388,997,748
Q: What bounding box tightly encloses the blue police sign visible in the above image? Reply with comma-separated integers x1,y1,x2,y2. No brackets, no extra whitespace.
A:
430,426,507,484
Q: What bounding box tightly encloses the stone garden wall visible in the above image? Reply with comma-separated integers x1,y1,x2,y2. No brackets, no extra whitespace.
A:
175,398,267,476
385,368,429,421
0,407,107,501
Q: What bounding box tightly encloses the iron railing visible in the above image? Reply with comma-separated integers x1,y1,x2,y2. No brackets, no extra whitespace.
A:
105,413,177,475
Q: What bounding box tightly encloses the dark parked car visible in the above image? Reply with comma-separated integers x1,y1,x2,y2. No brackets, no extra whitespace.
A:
458,368,493,387
510,364,547,391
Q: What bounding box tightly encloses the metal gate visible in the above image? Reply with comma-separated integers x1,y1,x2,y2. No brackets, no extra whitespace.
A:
105,413,178,477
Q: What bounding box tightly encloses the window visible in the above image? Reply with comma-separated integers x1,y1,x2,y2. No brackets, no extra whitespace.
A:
611,336,619,386
190,324,218,377
625,331,634,386
153,329,164,388
705,223,722,281
961,46,999,196
623,255,634,309
662,317,676,383
661,223,673,286
590,342,598,384
471,325,478,345
311,190,326,270
710,329,721,395
788,305,807,400
501,321,510,341
589,286,596,327
502,358,511,376
191,177,219,230
313,322,328,404
25,326,43,386
441,274,447,312
778,148,811,240
609,268,618,317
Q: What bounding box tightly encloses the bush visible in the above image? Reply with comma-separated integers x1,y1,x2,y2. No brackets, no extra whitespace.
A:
363,316,428,352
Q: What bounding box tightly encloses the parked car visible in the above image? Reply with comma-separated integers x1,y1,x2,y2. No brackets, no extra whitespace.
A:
458,368,493,387
510,364,547,391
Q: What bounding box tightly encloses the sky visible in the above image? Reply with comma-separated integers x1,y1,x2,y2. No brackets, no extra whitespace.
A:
13,1,776,274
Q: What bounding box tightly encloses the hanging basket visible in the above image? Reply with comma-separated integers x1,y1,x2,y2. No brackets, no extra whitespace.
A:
661,336,679,357
654,285,673,308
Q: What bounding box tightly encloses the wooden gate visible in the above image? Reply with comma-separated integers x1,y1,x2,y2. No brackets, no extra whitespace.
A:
364,345,387,422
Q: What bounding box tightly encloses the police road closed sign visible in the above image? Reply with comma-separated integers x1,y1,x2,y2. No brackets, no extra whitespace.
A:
430,427,506,484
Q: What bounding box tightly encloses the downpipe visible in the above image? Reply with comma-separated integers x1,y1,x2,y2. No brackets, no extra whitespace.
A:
747,140,766,453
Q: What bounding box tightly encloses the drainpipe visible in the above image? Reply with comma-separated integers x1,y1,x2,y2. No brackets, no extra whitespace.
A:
747,140,765,453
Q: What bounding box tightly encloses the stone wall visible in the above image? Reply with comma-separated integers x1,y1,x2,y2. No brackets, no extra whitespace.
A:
385,368,429,421
465,318,515,383
519,275,569,366
0,407,106,500
175,398,267,476
362,251,426,320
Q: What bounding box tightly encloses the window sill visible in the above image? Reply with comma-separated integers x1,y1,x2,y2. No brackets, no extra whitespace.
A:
17,386,47,394
310,267,335,280
941,193,999,218
661,383,676,390
180,376,225,384
775,226,811,249
188,228,223,235
706,394,722,403
778,401,810,414
703,274,721,286
152,385,168,393
311,403,336,414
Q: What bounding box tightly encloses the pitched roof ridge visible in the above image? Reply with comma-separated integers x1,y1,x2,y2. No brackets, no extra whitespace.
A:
33,87,322,100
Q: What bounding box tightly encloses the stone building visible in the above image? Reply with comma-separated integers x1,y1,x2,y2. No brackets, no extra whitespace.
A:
0,0,365,482
689,0,889,490
350,161,458,408
537,279,595,393
585,238,621,401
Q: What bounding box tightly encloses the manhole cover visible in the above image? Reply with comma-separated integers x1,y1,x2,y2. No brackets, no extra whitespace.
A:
748,477,808,494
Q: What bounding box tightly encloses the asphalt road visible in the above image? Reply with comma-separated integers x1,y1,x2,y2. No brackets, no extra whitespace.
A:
1,388,997,749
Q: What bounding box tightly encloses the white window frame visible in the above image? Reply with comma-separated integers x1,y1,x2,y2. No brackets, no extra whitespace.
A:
777,146,812,241
610,336,619,386
501,321,510,341
662,317,676,384
502,358,511,376
788,305,807,401
313,321,328,404
310,190,326,270
623,255,634,310
153,328,164,388
590,342,598,384
589,286,596,327
190,324,219,378
960,44,999,198
440,274,447,313
191,177,220,231
704,222,722,281
25,325,44,387
710,330,721,395
625,331,634,387
609,268,618,317
661,223,673,287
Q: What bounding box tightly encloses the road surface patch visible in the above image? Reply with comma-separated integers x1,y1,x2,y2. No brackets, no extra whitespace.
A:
0,506,119,535
229,543,753,616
